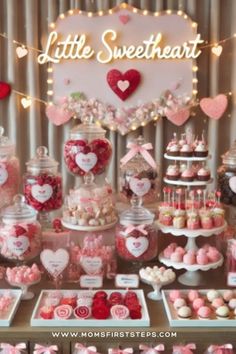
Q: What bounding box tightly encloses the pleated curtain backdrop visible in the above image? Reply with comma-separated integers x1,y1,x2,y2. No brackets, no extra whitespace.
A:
0,0,236,194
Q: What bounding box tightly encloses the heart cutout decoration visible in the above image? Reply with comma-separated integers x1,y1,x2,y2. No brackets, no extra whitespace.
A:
7,236,30,256
129,177,151,197
126,236,149,258
31,184,53,203
75,152,98,172
229,176,236,194
21,97,32,108
80,256,103,275
0,166,8,185
40,248,69,277
16,46,28,58
46,104,73,126
119,15,130,24
200,94,228,120
0,81,11,100
165,107,190,126
211,45,223,57
107,69,141,101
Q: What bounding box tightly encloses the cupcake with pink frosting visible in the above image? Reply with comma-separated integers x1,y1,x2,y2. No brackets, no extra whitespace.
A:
197,166,211,181
194,140,208,157
181,168,195,182
180,144,193,157
166,165,181,181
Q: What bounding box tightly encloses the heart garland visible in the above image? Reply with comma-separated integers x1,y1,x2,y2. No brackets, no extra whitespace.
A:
200,94,228,120
46,103,73,126
0,81,11,100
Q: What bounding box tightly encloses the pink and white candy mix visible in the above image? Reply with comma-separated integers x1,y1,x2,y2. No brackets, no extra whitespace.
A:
0,157,20,210
0,292,13,313
6,264,41,285
70,235,117,279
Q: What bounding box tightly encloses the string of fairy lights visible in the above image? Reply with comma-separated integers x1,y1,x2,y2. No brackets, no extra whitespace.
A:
0,4,235,110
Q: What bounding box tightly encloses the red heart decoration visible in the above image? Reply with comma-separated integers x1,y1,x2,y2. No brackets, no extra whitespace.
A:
200,94,228,120
107,69,141,101
0,81,11,100
119,15,130,24
64,139,112,176
165,107,190,126
46,104,73,126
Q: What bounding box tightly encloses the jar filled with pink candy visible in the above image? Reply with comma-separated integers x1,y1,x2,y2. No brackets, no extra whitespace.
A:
119,136,159,205
70,233,117,279
116,195,158,263
0,127,20,209
0,194,42,263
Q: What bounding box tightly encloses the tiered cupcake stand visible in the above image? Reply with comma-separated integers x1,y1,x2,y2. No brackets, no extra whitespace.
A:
157,154,227,286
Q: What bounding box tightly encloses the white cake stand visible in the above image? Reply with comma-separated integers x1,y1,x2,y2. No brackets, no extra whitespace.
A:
62,218,118,232
159,253,224,286
139,271,176,300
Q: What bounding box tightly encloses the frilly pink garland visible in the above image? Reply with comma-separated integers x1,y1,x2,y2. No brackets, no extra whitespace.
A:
50,90,193,134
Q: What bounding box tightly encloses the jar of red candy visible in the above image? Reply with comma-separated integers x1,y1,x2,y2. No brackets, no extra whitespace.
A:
218,141,236,206
23,146,62,213
115,195,157,262
0,194,41,263
119,136,158,204
64,116,112,179
0,127,20,209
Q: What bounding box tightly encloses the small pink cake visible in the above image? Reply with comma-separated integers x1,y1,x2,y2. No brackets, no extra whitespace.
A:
188,290,199,302
166,165,181,181
181,168,195,182
223,290,234,302
169,290,182,302
197,306,212,319
170,252,183,263
180,144,193,157
212,297,225,309
207,249,221,263
173,298,186,310
196,253,209,265
183,252,196,265
197,167,211,181
192,298,205,311
187,211,200,230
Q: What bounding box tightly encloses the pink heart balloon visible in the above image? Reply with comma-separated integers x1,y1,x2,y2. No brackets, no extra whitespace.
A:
165,107,190,126
46,104,72,126
200,94,228,120
119,15,130,24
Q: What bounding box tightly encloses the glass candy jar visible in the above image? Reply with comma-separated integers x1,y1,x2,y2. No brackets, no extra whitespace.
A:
62,173,117,230
64,116,112,178
0,127,20,209
119,136,158,204
218,141,236,205
115,196,158,262
23,146,63,214
0,194,41,263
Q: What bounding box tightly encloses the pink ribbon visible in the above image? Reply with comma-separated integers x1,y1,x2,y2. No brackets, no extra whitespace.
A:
173,343,196,354
120,142,157,169
74,343,99,354
0,343,26,354
207,344,233,354
108,348,133,354
33,344,58,354
124,224,148,235
139,344,165,353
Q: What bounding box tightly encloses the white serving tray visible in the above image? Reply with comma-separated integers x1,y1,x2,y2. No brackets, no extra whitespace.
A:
0,289,22,327
31,289,150,327
164,177,213,187
162,289,236,327
156,221,227,237
164,153,211,162
159,253,224,272
62,219,118,232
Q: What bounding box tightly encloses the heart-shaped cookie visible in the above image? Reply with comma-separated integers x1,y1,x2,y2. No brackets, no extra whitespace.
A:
165,107,190,126
200,94,228,120
46,104,73,126
107,69,141,101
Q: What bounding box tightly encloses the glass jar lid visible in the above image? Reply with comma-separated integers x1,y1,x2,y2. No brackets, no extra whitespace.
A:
70,116,106,139
0,126,15,156
26,146,58,171
222,141,236,166
119,196,154,226
2,194,37,222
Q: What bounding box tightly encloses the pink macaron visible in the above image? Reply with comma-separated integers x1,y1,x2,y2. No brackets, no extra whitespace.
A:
169,290,182,302
192,297,205,311
188,290,199,302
